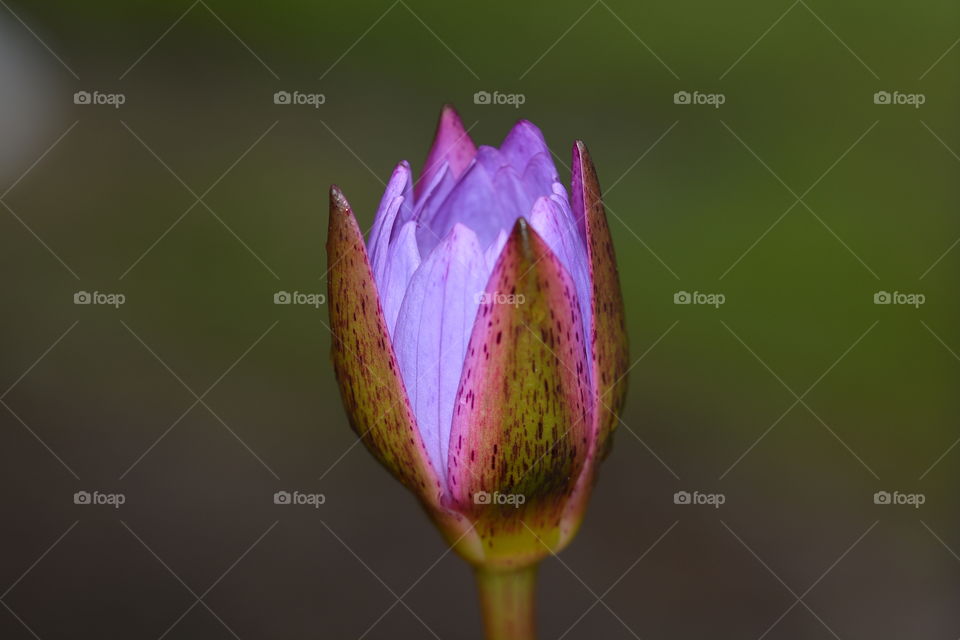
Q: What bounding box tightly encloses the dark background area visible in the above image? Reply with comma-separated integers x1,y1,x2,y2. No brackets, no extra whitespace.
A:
0,1,958,638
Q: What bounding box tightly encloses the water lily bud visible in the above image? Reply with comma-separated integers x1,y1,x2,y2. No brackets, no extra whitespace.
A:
327,105,628,638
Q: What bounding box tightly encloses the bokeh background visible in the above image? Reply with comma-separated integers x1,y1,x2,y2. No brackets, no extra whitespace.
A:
0,1,958,638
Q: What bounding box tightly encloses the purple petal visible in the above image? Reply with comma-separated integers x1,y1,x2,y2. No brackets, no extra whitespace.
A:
417,105,477,200
490,162,536,236
380,220,421,334
484,229,508,272
419,123,568,261
422,147,537,254
521,152,562,204
411,163,457,246
369,195,404,291
368,161,412,273
417,149,501,254
499,120,552,174
392,223,487,482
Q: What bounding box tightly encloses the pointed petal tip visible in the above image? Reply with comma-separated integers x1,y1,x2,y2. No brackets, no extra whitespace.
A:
436,105,467,138
513,118,536,130
418,104,477,199
436,103,468,134
440,103,473,128
509,215,530,245
503,119,546,145
327,185,361,249
329,184,350,213
509,215,554,264
393,159,412,176
572,140,591,167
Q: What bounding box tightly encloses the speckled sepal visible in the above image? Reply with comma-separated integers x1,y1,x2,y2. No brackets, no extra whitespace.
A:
326,185,447,507
446,218,593,567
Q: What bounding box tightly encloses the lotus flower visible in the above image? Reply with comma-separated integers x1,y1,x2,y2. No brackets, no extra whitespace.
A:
327,106,628,639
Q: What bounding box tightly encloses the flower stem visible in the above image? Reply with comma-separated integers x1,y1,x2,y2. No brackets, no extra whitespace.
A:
475,564,538,640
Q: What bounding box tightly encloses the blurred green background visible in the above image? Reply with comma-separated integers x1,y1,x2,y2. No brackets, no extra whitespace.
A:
0,1,957,638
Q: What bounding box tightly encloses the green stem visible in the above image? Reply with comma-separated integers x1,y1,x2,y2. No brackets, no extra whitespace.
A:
475,564,538,640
